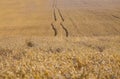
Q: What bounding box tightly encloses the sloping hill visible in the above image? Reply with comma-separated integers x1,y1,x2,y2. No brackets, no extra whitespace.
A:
0,0,120,37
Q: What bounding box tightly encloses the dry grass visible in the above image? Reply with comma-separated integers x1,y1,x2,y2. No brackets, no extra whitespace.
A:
0,0,120,79
0,36,120,79
0,48,120,79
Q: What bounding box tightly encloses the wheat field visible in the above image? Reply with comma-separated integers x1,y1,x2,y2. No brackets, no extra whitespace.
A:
0,0,120,79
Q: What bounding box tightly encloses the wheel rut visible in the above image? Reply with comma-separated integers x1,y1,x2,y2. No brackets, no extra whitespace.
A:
57,8,65,22
53,9,57,21
112,15,120,19
60,23,69,37
51,23,58,36
51,0,69,37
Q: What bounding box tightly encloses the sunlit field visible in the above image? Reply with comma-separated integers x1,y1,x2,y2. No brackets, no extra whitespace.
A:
0,0,120,79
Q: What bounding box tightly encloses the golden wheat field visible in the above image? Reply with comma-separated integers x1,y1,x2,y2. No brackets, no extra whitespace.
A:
0,0,120,79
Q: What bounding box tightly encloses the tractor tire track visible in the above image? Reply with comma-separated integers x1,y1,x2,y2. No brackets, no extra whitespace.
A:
52,0,57,8
60,23,69,37
53,8,57,21
57,8,69,37
51,0,57,36
51,0,69,37
112,15,120,19
57,8,65,22
111,26,120,34
51,23,57,36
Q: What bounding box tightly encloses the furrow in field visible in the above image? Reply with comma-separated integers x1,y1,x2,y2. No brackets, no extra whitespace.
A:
57,8,69,37
53,8,57,21
51,0,69,37
53,0,57,8
57,8,65,22
60,23,69,37
51,0,58,36
111,26,120,34
51,23,58,36
112,15,120,19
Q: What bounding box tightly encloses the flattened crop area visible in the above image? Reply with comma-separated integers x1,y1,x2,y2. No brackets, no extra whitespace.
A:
0,0,120,37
